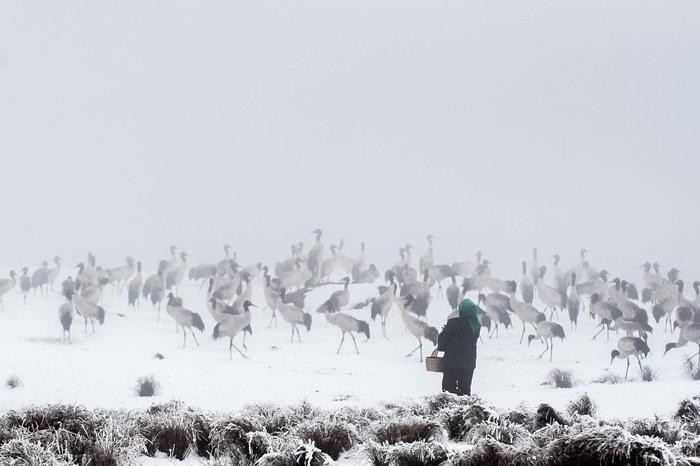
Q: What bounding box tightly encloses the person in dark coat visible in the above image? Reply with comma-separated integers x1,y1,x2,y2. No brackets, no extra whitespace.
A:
437,298,480,396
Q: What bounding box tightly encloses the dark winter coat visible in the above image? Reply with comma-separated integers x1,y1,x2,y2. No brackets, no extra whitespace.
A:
438,316,478,370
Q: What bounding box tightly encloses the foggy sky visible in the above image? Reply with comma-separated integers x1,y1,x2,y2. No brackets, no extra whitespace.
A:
1,0,699,280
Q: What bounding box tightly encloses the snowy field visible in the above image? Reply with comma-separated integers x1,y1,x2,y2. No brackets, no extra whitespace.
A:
2,266,699,425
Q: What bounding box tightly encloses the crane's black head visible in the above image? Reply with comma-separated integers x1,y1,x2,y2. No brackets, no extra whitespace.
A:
166,292,175,304
694,281,700,294
664,342,676,356
641,262,651,272
521,261,527,273
243,300,256,312
21,267,28,274
610,349,620,364
527,334,536,346
539,266,547,278
209,297,217,307
599,270,608,281
570,272,577,285
677,280,685,293
590,293,601,305
137,261,142,271
279,287,287,298
477,293,486,304
403,294,415,306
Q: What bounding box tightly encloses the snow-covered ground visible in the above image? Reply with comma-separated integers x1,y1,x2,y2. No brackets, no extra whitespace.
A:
1,266,698,425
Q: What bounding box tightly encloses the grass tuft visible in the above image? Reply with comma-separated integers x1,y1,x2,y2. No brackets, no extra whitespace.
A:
543,368,575,388
370,416,442,445
135,376,159,397
567,393,597,417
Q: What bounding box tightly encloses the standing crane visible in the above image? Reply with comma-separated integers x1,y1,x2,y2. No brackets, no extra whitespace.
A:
19,267,31,305
612,336,650,379
527,320,566,362
0,270,17,310
128,262,143,309
398,294,438,362
277,288,312,343
58,290,74,344
212,300,256,360
72,294,106,333
47,257,63,292
318,299,370,355
166,293,205,348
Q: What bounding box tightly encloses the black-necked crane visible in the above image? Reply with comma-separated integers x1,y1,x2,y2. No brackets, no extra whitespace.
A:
665,323,700,365
166,251,189,293
320,244,339,283
317,299,370,355
419,235,434,276
428,264,454,298
0,270,17,310
477,293,512,338
621,280,639,301
212,261,241,303
308,229,325,285
446,275,460,312
667,267,681,284
262,267,281,327
275,243,300,278
641,262,659,304
72,293,105,333
451,250,482,277
318,277,350,313
590,293,621,341
189,263,217,287
351,242,368,282
520,261,534,306
354,264,380,284
58,289,74,344
166,293,205,348
279,259,312,291
335,238,355,275
566,273,580,330
613,336,650,379
106,257,135,292
212,300,256,360
241,263,263,283
62,276,75,300
398,294,438,362
527,320,566,362
371,282,397,337
158,245,179,275
530,248,540,285
505,285,546,344
46,256,62,292
277,288,312,343
19,267,31,304
218,244,234,272
143,262,166,317
551,254,567,298
128,262,143,309
400,270,431,319
31,261,49,296
232,277,253,313
537,266,565,320
609,307,653,341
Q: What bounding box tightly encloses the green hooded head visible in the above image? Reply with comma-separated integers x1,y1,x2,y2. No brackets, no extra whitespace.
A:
458,298,481,335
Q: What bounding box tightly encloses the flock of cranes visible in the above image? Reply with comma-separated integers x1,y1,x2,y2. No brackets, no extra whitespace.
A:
1,232,699,381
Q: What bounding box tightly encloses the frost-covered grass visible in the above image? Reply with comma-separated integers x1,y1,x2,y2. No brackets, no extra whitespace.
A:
4,393,700,465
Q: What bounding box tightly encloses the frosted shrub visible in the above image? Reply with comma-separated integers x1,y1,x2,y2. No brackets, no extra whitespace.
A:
370,416,442,445
439,404,491,441
134,376,159,397
566,393,597,417
293,418,360,460
543,368,575,388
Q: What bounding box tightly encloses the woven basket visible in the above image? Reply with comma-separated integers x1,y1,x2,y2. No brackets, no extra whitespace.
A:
425,349,443,373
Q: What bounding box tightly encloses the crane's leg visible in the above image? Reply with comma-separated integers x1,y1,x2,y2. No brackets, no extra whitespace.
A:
549,340,554,362
242,331,248,349
290,326,295,343
84,318,88,333
350,333,359,354
0,297,4,311
382,319,386,338
190,329,199,346
406,341,422,358
636,355,643,376
591,323,605,340
537,340,549,359
489,324,496,338
625,358,630,379
520,322,526,344
697,343,700,366
182,326,187,348
337,332,346,354
229,337,233,360
91,320,95,333
295,326,302,343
